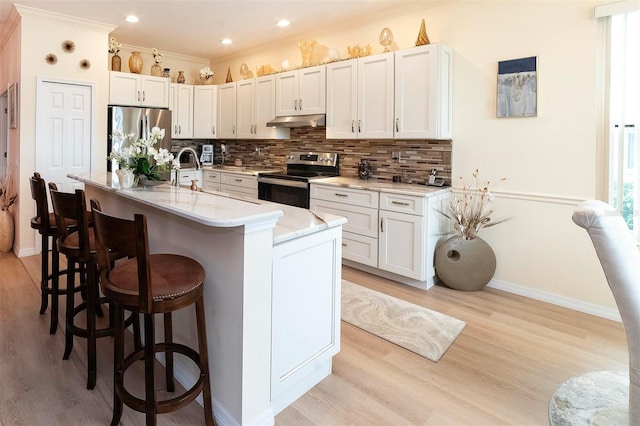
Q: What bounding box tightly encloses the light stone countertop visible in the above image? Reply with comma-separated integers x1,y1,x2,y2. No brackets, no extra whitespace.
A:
200,165,282,176
69,172,346,245
311,176,452,197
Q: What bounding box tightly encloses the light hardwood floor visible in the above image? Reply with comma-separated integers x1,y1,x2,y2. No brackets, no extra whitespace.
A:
0,251,627,425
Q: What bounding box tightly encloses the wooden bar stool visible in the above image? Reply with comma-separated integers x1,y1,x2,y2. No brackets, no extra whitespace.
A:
49,188,138,390
91,203,214,426
29,172,76,334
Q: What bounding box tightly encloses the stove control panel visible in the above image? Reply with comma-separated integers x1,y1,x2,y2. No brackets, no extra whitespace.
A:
286,152,338,167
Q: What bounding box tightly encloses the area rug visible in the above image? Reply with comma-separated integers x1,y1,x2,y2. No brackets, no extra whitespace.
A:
549,370,629,426
341,280,466,362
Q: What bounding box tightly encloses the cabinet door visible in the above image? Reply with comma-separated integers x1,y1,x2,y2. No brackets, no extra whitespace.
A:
298,65,326,114
194,85,218,139
358,53,394,139
254,75,280,139
275,70,298,116
175,84,194,138
217,82,237,138
109,72,141,106
378,210,425,280
394,44,452,139
236,79,255,139
141,75,170,108
326,59,357,139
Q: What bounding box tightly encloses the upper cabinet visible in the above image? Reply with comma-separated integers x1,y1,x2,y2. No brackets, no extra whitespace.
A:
394,44,453,139
169,83,194,139
109,72,170,108
217,82,237,139
326,44,452,140
326,53,394,139
275,65,326,116
236,79,255,139
193,85,218,139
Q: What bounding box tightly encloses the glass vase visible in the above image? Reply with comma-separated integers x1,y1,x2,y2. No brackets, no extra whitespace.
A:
128,51,143,74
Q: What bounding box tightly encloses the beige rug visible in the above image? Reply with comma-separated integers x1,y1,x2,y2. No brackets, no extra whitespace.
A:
341,280,466,362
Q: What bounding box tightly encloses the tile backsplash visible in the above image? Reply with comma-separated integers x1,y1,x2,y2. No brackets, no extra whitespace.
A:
193,127,452,185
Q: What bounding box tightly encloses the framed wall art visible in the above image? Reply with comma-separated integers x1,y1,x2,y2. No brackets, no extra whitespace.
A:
8,83,17,129
497,56,537,118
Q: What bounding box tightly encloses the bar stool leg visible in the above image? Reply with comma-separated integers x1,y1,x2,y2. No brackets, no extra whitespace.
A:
112,304,124,426
196,298,215,426
144,313,157,425
63,260,76,360
39,233,49,316
86,263,98,390
164,312,175,392
49,237,62,335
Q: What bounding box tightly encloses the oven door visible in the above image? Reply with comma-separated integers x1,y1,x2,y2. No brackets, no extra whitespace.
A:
258,177,310,209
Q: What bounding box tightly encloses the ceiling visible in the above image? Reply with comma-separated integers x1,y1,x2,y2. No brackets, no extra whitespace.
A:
0,1,429,60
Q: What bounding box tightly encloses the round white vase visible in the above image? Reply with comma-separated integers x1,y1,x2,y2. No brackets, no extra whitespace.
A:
116,169,136,189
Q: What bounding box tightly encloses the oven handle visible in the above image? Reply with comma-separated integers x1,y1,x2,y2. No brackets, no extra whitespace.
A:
258,177,309,189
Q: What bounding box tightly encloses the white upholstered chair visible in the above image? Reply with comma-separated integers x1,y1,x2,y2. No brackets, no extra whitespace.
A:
571,200,640,425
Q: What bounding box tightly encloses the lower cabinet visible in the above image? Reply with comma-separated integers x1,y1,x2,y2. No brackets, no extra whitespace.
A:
202,170,221,192
220,172,258,198
173,169,202,187
310,184,450,286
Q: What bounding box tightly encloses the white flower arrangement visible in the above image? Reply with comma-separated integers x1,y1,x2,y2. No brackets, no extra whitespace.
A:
109,127,179,181
440,170,508,240
108,36,121,55
152,48,163,64
199,66,214,80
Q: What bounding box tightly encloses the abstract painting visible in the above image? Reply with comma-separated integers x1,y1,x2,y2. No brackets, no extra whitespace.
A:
497,56,537,118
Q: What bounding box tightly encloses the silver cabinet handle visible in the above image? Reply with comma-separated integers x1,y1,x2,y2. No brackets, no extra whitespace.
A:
235,178,242,182
142,91,146,102
358,120,361,132
392,201,410,206
178,125,182,134
335,193,348,197
137,91,141,102
294,99,298,110
233,125,236,135
212,125,216,135
351,120,355,133
380,218,384,232
342,243,347,247
395,117,399,132
174,125,178,134
299,99,303,110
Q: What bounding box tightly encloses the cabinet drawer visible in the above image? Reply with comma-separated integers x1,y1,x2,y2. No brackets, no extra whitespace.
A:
220,184,258,199
203,171,221,184
342,231,378,267
310,185,378,208
379,192,425,215
310,199,378,238
221,173,258,189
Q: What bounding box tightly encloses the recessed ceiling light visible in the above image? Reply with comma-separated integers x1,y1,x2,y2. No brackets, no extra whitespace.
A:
220,38,233,45
125,15,139,23
276,19,290,28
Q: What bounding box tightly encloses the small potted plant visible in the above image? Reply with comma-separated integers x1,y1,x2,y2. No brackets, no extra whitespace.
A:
108,36,122,71
151,48,163,76
0,172,17,252
199,67,215,84
435,170,507,291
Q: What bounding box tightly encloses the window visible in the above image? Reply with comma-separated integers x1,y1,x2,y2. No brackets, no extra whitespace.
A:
606,10,640,235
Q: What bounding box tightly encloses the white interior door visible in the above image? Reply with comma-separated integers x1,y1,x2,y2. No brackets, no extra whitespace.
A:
36,80,92,192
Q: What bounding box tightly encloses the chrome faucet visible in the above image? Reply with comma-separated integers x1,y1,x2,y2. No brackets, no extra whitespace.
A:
176,147,201,170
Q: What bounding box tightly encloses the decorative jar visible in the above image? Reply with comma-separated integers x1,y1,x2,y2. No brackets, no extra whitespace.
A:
0,209,14,252
177,71,185,84
115,168,136,189
128,51,143,74
435,236,496,291
162,68,170,78
111,54,121,72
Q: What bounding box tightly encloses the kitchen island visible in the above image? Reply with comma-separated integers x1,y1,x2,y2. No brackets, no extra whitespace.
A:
70,172,346,426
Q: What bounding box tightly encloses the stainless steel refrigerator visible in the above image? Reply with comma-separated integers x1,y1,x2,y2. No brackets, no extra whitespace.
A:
107,106,172,173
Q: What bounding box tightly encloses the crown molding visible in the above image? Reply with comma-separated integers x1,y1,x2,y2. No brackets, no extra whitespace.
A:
0,5,21,51
14,4,116,33
122,43,209,64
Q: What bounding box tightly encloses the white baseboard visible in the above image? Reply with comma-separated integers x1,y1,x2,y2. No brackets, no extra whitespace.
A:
487,278,621,322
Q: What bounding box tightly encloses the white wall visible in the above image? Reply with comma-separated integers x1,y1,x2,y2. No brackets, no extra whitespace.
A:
213,1,618,316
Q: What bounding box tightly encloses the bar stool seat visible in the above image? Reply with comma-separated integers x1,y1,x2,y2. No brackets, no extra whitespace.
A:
29,172,76,335
91,203,214,426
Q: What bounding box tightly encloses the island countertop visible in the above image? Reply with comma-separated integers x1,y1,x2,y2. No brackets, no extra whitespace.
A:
70,172,346,244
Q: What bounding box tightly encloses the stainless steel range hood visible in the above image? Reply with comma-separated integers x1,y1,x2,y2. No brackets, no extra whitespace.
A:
266,114,326,128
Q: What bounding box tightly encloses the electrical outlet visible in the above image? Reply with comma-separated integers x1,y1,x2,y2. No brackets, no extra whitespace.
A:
392,151,401,161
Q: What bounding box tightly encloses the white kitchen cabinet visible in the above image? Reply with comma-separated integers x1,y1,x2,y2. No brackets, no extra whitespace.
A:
109,71,170,108
173,169,202,188
311,183,450,287
217,82,237,139
235,76,288,140
220,172,258,198
275,65,326,116
326,53,394,139
236,79,255,139
169,83,194,139
394,43,453,139
201,169,221,192
193,85,218,139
